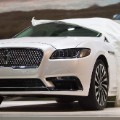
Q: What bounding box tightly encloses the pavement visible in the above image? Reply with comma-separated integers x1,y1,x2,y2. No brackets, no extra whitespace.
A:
0,100,119,117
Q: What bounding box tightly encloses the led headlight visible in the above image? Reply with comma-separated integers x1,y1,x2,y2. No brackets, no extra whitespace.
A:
50,48,91,59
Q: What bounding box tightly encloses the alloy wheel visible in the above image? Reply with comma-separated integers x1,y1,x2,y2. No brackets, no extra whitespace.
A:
95,64,108,106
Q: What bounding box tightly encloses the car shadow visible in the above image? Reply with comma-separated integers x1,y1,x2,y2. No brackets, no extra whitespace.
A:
0,101,83,112
0,100,115,112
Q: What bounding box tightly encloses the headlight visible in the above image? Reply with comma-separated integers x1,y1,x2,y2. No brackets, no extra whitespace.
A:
50,48,91,59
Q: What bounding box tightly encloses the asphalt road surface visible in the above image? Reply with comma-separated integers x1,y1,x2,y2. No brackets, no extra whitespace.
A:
0,100,119,117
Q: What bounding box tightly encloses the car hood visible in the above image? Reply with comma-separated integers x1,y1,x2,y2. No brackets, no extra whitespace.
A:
0,37,100,49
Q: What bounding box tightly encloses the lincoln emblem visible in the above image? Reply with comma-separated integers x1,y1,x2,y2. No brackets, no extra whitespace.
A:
3,50,10,65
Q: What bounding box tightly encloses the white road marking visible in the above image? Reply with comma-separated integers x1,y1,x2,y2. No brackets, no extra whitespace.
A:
0,101,55,108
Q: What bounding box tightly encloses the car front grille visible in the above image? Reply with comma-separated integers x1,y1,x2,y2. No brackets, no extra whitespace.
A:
0,48,43,68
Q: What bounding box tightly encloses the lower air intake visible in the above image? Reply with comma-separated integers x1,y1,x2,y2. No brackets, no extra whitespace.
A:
0,79,48,91
46,76,83,91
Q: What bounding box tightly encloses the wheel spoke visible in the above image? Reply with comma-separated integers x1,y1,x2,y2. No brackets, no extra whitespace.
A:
97,90,100,103
101,86,108,96
96,67,100,80
101,71,107,80
100,65,102,80
101,78,107,83
101,65,105,77
102,89,107,102
102,84,108,89
100,90,103,106
101,89,106,106
102,69,106,77
95,77,99,86
95,88,99,98
99,90,102,105
99,65,101,80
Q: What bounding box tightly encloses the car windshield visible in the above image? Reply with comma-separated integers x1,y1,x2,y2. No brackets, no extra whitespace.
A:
15,22,101,38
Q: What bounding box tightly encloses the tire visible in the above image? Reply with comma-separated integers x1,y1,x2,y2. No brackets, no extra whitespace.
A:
79,59,109,110
0,96,3,104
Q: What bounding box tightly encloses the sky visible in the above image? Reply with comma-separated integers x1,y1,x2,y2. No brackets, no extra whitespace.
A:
0,0,120,13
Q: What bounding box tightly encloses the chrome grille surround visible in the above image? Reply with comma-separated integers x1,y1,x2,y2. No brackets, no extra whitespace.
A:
0,48,43,68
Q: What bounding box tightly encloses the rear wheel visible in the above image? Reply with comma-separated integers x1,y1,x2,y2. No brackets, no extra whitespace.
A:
79,60,109,110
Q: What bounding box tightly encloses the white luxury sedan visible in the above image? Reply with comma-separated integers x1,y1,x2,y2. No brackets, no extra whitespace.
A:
0,17,120,110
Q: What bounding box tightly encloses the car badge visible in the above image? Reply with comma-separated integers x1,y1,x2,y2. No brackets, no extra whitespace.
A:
3,49,10,65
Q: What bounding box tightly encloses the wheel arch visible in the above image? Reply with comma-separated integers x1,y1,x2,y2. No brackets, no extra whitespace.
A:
79,54,110,110
96,55,109,71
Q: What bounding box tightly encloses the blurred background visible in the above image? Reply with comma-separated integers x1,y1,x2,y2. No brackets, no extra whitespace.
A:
0,0,120,39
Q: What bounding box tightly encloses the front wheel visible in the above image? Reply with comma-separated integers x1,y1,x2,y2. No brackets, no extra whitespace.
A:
79,60,109,110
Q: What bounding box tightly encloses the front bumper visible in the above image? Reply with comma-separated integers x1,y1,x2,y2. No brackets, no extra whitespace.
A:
0,46,94,96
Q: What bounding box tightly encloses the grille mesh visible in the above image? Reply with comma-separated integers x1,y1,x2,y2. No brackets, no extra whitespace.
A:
0,48,43,68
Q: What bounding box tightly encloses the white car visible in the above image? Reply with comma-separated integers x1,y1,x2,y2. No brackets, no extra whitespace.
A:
0,17,119,110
